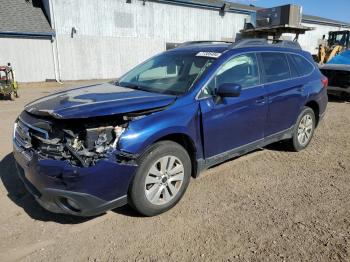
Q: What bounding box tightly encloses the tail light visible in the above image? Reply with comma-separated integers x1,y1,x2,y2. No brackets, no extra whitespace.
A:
321,76,328,88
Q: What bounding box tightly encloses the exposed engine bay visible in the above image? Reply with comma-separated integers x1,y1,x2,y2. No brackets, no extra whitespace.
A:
14,111,133,167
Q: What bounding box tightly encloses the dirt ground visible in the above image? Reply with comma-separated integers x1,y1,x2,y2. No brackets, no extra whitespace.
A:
0,81,349,262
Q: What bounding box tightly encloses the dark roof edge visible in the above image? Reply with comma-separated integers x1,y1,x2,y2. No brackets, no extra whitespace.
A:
149,0,253,14
148,0,350,27
0,31,55,39
302,15,350,28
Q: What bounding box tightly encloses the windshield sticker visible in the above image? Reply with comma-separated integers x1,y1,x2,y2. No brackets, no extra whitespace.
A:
196,52,222,58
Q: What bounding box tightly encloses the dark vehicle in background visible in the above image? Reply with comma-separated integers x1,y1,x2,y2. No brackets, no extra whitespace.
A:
13,40,328,217
320,57,350,101
318,30,350,101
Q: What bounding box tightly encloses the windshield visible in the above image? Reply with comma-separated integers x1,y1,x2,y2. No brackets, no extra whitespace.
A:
118,52,215,95
328,31,349,47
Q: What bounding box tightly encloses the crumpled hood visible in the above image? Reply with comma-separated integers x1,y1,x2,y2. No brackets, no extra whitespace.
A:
25,82,176,119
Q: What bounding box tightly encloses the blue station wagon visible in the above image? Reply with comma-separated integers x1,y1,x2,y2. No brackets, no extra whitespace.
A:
13,40,328,216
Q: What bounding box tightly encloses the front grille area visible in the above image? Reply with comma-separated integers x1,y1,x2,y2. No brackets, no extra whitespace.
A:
14,120,32,148
14,113,49,155
14,111,124,167
14,118,49,149
14,112,70,162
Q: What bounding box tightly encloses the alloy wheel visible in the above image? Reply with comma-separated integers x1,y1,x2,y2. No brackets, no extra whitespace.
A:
145,155,185,205
297,114,313,146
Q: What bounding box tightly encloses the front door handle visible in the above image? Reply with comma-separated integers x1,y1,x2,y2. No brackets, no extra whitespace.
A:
256,96,266,104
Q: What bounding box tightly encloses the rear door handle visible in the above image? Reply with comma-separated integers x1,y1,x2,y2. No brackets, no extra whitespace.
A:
297,85,304,92
256,96,266,104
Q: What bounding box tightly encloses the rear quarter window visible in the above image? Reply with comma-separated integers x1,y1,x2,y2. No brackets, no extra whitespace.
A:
286,54,299,78
260,52,291,83
288,54,315,77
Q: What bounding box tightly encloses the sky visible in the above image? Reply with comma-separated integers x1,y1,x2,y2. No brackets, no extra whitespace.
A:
229,0,350,23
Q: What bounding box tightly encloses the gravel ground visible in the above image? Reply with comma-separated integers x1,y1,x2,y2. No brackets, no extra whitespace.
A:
0,81,349,262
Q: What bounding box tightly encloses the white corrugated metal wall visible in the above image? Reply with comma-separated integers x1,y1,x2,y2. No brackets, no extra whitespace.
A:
50,0,249,80
50,0,349,81
0,37,55,82
4,0,348,82
298,22,344,54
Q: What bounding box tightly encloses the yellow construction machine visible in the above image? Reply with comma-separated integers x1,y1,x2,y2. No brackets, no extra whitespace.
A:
317,30,350,64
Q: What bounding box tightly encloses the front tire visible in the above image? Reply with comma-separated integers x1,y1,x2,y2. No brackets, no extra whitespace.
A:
129,141,191,216
290,107,316,151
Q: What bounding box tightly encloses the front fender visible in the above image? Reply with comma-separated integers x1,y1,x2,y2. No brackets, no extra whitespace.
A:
118,101,202,158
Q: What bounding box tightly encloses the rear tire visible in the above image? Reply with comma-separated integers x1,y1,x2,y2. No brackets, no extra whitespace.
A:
344,93,350,102
289,107,316,151
129,141,191,216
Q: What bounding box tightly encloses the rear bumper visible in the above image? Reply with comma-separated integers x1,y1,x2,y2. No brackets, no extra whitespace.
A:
327,85,350,96
315,89,328,124
13,139,136,216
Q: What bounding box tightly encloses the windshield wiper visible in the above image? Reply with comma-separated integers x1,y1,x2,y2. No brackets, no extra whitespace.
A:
118,82,180,96
119,82,157,93
118,82,141,90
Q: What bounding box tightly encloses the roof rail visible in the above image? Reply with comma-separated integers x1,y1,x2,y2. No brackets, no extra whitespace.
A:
273,40,302,49
230,38,268,48
230,38,302,50
177,40,233,47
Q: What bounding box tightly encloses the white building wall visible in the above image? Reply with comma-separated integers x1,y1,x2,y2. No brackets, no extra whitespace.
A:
0,37,55,82
10,0,346,82
51,0,248,80
298,22,345,54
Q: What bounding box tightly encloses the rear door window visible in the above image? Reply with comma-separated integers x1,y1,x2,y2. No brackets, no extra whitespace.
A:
289,54,314,76
260,52,291,83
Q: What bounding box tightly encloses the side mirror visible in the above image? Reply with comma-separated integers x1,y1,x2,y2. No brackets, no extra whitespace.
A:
216,83,242,97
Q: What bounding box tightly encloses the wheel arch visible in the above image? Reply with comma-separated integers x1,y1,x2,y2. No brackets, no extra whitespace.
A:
305,100,320,126
154,133,198,178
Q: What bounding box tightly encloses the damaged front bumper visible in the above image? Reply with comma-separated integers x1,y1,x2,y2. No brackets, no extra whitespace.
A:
13,139,137,216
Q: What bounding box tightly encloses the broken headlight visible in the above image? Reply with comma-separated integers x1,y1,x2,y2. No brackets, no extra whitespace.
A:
67,125,126,166
85,125,125,153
